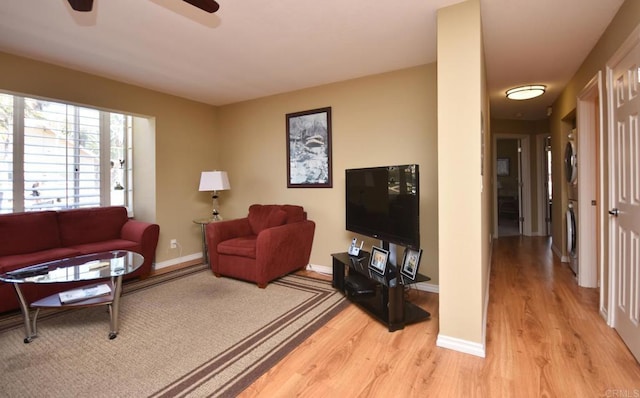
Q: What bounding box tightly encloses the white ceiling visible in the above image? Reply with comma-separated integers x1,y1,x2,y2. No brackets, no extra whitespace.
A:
0,0,625,120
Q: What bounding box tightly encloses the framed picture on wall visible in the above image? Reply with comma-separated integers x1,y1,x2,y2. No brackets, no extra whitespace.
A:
497,158,510,176
286,107,333,188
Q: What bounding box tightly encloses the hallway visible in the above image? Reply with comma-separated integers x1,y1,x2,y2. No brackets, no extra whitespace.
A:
241,236,640,396
486,236,640,396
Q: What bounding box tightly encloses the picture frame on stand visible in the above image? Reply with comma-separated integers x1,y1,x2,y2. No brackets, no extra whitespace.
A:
400,247,422,280
369,246,389,275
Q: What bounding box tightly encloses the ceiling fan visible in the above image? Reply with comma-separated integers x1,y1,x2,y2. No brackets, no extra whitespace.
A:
67,0,220,13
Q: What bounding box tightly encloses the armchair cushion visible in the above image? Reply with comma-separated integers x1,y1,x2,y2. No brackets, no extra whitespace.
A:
218,236,257,258
248,205,287,234
281,205,305,223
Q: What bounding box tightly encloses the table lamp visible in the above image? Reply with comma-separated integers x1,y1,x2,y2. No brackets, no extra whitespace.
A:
199,171,231,220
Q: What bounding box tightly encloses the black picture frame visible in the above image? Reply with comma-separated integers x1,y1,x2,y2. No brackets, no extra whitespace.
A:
497,158,510,176
400,247,422,280
369,246,389,275
286,107,332,188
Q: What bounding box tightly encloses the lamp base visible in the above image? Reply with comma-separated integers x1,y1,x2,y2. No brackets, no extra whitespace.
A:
211,192,222,221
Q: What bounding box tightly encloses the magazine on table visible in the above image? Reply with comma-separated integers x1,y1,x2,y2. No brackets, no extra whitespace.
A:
59,283,112,304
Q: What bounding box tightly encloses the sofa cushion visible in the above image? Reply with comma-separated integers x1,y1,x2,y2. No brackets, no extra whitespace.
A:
217,236,258,258
247,205,287,235
58,206,129,246
0,211,61,257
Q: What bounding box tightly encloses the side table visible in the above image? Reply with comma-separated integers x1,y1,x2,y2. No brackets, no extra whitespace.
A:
193,218,214,265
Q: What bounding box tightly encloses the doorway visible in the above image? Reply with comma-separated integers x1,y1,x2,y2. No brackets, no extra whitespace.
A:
537,134,553,236
496,138,521,237
494,134,531,238
544,136,553,235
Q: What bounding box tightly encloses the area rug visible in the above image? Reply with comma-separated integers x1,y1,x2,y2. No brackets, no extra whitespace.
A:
0,265,348,397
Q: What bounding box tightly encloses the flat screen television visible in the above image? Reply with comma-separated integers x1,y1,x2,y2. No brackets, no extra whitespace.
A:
345,164,420,249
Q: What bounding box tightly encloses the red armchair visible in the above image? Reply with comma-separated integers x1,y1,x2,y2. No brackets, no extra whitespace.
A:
206,204,315,288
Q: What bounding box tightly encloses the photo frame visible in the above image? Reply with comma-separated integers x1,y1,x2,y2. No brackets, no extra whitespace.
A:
369,246,389,275
497,158,510,176
286,107,332,188
400,247,423,280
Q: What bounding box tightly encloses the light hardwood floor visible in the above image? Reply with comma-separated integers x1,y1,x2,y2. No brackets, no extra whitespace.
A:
239,236,640,397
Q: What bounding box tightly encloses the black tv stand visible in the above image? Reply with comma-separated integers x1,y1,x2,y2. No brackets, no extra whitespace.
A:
331,251,430,332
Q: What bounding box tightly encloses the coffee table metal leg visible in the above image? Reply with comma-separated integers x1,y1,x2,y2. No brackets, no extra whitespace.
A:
108,275,123,339
12,283,36,343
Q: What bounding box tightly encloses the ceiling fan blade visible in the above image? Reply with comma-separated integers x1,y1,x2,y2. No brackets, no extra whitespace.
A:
182,0,220,13
67,0,94,12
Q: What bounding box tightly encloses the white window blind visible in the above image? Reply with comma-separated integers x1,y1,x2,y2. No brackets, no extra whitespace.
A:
0,92,133,214
0,94,13,213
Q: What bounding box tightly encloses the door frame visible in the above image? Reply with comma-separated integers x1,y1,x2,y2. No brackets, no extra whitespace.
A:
536,133,551,236
576,71,603,290
493,134,531,237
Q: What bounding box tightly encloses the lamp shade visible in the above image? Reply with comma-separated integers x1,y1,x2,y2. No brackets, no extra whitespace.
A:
199,171,231,192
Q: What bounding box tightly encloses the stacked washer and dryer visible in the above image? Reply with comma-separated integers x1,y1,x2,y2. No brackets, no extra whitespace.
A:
565,129,579,275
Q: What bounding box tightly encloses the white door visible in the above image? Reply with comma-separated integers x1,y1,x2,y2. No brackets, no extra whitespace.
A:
608,27,640,362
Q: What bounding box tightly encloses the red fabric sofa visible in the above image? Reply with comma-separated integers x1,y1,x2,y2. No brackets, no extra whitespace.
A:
0,206,159,313
206,204,315,288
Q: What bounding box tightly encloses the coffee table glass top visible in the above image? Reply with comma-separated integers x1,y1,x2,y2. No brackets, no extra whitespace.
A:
0,250,144,284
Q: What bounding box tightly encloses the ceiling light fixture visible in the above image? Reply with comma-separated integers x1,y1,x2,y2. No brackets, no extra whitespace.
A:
506,85,546,100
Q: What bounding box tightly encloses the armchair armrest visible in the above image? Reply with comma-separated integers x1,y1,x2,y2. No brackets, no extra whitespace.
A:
255,220,315,285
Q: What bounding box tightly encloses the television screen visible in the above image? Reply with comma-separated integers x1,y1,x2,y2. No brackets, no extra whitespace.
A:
345,164,420,248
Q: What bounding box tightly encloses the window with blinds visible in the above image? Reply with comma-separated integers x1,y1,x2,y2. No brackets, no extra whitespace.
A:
0,92,132,214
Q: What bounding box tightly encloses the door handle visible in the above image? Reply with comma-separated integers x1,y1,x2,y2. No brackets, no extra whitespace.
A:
608,208,620,217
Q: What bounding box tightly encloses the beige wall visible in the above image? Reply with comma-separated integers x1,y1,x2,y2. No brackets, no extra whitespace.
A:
0,51,220,264
550,0,640,308
217,64,440,282
437,0,489,351
0,51,440,280
552,0,640,253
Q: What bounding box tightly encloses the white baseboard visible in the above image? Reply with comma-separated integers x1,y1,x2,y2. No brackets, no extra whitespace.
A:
307,263,332,275
600,306,612,326
436,334,486,358
154,252,202,270
415,281,439,293
551,243,569,263
307,263,440,293
481,243,492,356
531,231,549,237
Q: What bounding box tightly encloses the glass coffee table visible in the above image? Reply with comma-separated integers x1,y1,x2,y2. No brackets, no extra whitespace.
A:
0,250,143,343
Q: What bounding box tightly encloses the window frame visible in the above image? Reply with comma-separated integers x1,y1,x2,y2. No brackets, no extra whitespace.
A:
0,91,133,214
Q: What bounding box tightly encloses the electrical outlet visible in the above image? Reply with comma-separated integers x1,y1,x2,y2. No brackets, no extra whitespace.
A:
170,239,177,249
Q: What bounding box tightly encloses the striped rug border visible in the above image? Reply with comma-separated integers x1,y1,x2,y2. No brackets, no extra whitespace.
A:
0,266,349,397
150,273,348,397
